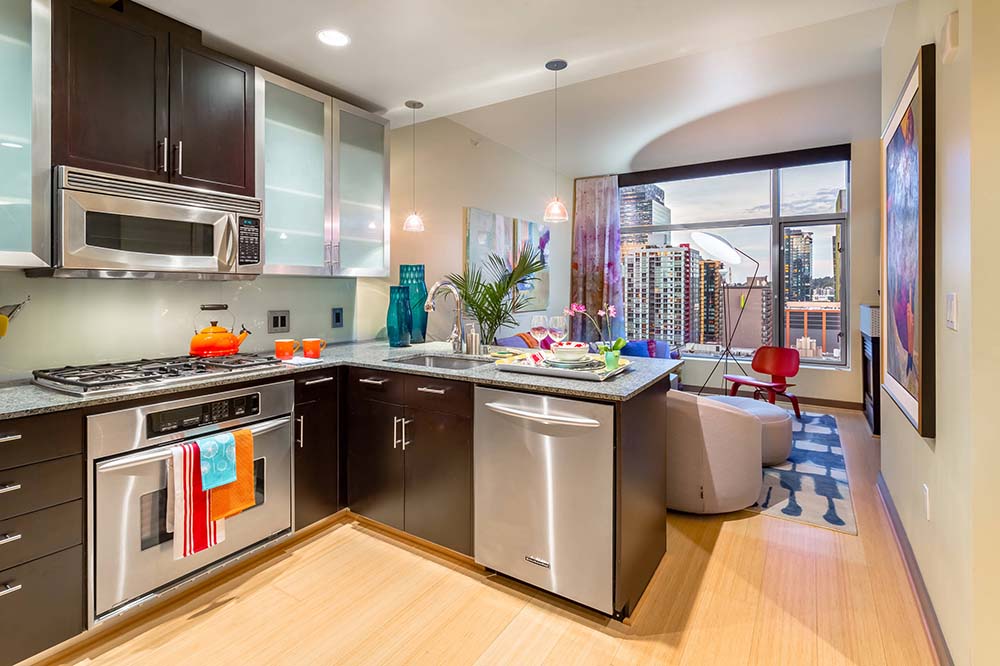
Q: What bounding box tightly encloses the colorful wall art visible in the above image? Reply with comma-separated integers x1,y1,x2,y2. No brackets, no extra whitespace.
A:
515,219,551,311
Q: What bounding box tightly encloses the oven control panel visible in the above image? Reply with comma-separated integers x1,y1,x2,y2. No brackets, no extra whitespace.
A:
147,393,260,437
237,217,261,266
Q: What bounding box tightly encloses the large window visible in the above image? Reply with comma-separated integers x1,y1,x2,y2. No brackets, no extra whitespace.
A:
618,147,849,364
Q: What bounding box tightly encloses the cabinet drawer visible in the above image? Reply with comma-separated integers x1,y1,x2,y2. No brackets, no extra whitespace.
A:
0,456,83,521
0,410,83,472
0,545,85,666
404,376,472,417
0,501,82,572
294,370,338,405
348,367,406,405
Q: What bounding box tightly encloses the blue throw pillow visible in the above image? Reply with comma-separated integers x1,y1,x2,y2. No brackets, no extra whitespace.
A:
620,340,651,358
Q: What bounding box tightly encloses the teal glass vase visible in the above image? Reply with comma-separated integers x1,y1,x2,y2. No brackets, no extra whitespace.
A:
399,264,428,343
387,286,412,347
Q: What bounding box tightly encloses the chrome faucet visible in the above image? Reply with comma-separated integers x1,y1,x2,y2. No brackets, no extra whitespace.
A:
424,280,464,353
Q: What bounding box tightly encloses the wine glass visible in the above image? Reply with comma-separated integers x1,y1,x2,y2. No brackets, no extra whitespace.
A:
530,315,549,344
547,315,568,344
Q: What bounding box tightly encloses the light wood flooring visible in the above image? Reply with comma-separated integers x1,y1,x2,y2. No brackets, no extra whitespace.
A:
38,409,935,666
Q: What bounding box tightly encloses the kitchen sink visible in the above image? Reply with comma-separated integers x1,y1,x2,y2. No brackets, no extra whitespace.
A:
388,354,494,370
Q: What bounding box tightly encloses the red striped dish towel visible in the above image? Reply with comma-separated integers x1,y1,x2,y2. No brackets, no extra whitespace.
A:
169,441,225,560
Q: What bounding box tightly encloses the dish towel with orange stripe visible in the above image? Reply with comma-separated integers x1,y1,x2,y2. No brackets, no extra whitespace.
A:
209,429,256,521
170,441,225,560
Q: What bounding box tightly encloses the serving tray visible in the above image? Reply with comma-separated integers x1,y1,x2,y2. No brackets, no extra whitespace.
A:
494,352,631,382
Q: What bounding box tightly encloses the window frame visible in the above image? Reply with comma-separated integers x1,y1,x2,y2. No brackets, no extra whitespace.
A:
618,145,851,367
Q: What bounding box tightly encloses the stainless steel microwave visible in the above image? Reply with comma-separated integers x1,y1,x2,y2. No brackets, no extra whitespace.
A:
29,166,264,279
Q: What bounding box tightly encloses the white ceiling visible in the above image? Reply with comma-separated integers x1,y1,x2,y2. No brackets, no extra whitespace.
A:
449,7,891,177
142,0,898,128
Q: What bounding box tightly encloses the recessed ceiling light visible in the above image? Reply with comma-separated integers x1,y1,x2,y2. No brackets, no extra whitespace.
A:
317,29,351,47
0,142,23,149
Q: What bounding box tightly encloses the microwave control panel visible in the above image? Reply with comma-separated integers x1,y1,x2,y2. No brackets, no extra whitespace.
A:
147,393,261,437
238,217,261,266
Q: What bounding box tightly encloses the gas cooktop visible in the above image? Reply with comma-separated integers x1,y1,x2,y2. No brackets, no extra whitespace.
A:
33,353,283,397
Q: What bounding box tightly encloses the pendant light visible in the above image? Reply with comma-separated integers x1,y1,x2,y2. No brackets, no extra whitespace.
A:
402,100,425,232
543,59,569,223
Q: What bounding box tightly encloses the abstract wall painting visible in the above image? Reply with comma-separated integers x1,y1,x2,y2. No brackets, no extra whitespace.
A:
515,219,551,311
464,207,514,273
881,43,935,437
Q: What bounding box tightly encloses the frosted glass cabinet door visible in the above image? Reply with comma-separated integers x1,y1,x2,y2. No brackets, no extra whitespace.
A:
257,71,332,275
334,105,389,276
0,0,50,267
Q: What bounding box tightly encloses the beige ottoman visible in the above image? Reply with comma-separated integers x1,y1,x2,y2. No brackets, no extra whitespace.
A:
707,395,794,466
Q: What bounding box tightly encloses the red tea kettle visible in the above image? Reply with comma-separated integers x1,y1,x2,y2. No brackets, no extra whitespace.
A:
190,304,251,357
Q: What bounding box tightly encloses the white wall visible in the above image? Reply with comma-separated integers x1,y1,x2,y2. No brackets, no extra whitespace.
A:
676,138,881,405
879,0,975,663
360,117,573,343
0,272,358,378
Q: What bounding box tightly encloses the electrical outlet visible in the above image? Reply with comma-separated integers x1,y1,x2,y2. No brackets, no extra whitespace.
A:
331,307,344,329
268,310,290,334
923,483,931,521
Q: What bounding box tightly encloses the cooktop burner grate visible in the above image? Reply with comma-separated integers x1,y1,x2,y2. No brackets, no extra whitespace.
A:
33,353,283,395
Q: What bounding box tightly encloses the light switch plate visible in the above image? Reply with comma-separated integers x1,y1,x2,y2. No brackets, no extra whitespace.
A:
331,307,344,329
945,293,958,331
268,310,290,334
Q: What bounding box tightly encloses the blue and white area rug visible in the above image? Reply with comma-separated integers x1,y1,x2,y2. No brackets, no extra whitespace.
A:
749,412,857,535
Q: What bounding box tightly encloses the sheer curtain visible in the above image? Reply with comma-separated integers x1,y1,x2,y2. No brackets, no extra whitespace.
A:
570,175,625,342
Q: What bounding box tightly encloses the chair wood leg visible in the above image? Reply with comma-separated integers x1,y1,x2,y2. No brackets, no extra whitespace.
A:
786,393,802,419
766,389,777,404
728,382,740,397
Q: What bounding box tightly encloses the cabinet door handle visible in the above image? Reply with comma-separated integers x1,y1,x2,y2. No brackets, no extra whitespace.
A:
402,418,413,451
296,415,305,448
359,378,387,386
174,141,184,175
0,434,21,444
392,416,402,449
158,137,168,173
0,533,21,547
416,386,446,395
304,377,334,386
0,483,21,495
0,582,22,598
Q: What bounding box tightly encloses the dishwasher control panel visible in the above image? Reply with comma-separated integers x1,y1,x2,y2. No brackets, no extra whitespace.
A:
146,393,260,437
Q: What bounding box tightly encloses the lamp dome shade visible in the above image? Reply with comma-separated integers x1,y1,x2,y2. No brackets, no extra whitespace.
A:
691,231,742,265
543,198,569,223
403,212,425,232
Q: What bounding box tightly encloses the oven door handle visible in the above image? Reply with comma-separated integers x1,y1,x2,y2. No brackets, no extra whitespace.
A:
96,416,292,473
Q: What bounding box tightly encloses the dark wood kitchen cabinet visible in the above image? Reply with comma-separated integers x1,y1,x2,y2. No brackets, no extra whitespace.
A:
345,369,473,556
52,0,255,196
293,372,339,530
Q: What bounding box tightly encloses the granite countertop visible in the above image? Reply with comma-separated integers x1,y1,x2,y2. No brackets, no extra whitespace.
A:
0,341,683,421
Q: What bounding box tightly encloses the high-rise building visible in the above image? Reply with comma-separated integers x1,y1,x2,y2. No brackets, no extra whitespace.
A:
619,184,672,247
622,244,701,347
724,276,773,351
783,229,814,302
698,260,726,344
832,225,842,302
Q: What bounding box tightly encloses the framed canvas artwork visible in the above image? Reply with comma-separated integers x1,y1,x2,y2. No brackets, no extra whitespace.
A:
514,218,551,311
881,43,935,437
464,207,514,273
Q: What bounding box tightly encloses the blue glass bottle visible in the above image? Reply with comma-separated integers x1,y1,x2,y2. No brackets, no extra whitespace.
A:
399,264,429,343
386,286,412,347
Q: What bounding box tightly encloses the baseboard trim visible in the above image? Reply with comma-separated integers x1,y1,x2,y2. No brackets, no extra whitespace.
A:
876,474,954,666
683,384,863,411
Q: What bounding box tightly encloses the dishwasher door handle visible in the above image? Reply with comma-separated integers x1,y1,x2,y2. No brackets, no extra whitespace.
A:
483,402,601,428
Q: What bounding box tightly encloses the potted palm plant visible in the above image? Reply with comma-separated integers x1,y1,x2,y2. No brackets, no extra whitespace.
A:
447,244,546,349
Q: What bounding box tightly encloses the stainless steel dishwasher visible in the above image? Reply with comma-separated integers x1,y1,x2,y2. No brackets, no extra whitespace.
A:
474,386,615,614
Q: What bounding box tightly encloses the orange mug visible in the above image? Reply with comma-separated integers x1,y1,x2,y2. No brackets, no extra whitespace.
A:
274,339,299,360
302,338,327,359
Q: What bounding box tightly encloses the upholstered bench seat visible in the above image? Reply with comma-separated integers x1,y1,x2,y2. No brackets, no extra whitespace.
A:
707,395,793,466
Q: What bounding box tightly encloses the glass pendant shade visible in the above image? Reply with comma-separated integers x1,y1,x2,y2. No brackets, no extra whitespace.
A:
403,212,425,232
543,198,569,223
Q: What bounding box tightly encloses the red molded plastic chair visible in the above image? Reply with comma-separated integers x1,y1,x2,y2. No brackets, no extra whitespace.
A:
723,346,802,418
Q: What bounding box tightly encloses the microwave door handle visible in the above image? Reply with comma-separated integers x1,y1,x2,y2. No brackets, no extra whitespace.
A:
222,217,237,271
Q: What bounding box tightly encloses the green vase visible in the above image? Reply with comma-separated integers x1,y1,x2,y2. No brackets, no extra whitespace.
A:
387,286,412,348
399,264,428,343
604,350,621,370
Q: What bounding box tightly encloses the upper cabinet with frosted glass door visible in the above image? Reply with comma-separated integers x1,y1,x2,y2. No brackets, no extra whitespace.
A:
256,70,333,275
332,102,390,277
256,73,389,277
0,0,51,268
